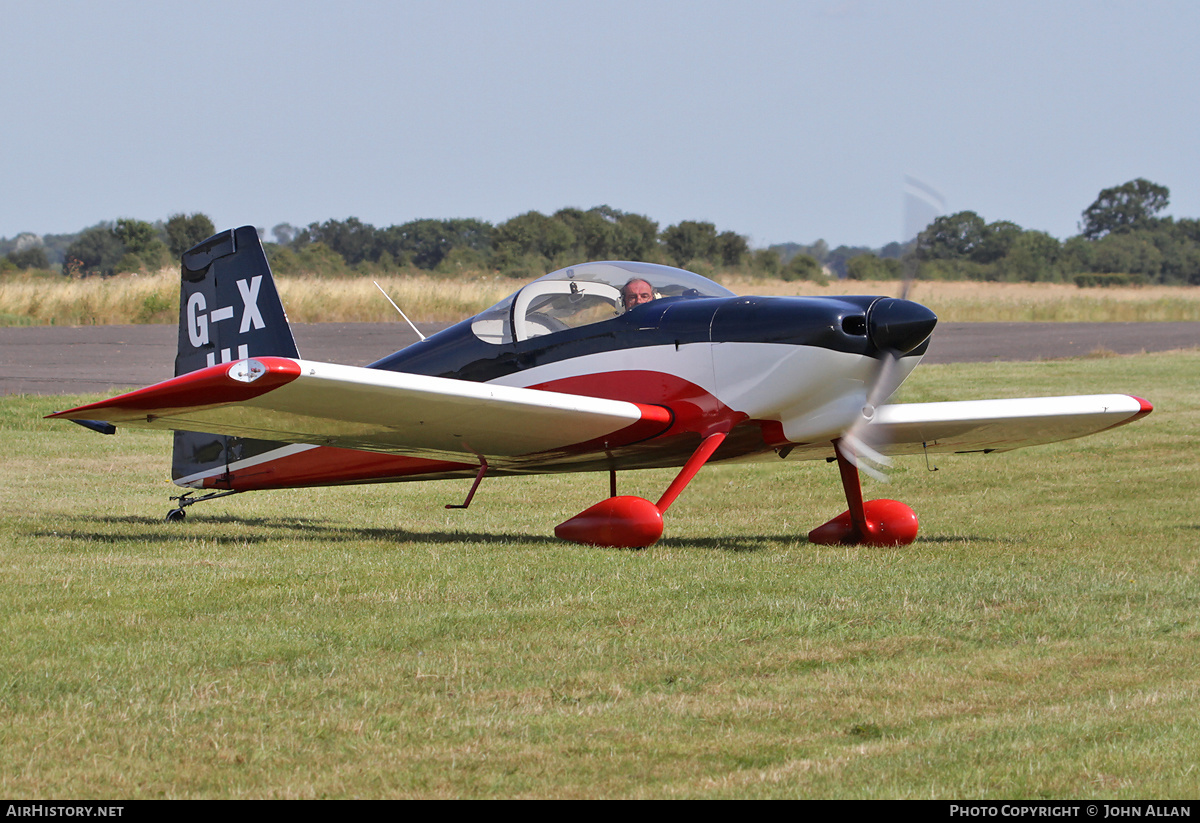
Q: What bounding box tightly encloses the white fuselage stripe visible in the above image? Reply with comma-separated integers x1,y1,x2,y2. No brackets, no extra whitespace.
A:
174,442,319,488
173,343,920,487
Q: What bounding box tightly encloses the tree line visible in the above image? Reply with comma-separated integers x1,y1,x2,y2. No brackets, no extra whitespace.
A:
3,179,1199,285
1,213,217,278
908,179,1200,286
259,207,759,281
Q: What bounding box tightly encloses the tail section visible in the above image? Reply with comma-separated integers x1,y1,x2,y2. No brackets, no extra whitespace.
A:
175,226,298,375
172,226,299,486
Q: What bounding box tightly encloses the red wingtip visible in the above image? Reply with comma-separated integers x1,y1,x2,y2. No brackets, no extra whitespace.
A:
47,357,302,421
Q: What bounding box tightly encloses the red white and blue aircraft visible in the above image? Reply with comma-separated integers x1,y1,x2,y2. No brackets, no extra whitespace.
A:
50,227,1152,547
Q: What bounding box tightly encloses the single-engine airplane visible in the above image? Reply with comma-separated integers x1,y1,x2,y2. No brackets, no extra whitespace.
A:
50,227,1153,547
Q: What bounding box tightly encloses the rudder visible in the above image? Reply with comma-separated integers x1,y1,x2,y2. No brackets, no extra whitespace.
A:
175,226,298,374
171,226,299,486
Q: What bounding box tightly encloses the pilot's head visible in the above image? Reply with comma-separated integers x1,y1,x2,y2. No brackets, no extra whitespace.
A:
621,278,654,311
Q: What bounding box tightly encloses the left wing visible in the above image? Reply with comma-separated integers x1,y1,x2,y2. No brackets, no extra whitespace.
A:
48,357,673,464
764,394,1152,463
869,394,1153,454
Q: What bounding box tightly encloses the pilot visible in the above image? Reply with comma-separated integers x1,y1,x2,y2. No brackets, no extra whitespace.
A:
621,278,655,312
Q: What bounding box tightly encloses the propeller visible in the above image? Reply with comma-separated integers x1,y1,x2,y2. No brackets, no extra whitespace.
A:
841,289,936,479
840,178,942,480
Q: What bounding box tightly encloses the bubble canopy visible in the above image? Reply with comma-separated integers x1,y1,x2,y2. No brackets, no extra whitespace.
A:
471,261,737,345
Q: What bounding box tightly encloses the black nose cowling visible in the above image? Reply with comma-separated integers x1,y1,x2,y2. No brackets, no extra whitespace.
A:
867,298,938,354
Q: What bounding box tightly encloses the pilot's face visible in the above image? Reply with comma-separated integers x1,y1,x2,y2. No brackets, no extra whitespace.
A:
622,280,654,310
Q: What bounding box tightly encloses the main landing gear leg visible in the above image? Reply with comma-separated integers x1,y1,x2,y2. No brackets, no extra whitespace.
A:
555,431,728,548
807,438,919,547
165,489,242,522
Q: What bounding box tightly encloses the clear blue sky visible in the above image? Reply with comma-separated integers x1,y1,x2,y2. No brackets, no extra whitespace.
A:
3,0,1197,250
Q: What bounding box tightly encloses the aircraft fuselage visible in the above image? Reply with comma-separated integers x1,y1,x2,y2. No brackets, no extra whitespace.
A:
177,291,935,491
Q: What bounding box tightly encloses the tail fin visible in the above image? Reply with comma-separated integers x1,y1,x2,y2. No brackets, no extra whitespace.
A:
171,226,299,486
175,226,298,375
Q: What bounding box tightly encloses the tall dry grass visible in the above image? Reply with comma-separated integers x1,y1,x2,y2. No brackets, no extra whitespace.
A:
0,269,517,326
0,269,179,326
3,267,1200,325
277,274,515,323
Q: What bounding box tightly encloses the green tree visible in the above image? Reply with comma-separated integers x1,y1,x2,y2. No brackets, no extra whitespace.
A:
298,217,380,266
491,211,576,273
661,221,718,267
1158,219,1200,284
265,241,348,277
846,254,901,280
444,219,493,253
377,221,417,268
64,224,124,276
113,218,157,254
716,231,748,267
165,213,216,258
1089,232,1163,279
769,240,827,266
1080,178,1170,240
114,218,170,271
751,248,782,277
553,207,614,260
6,246,49,270
996,231,1061,282
918,211,987,260
780,253,823,282
380,218,492,270
272,223,298,245
604,208,659,260
972,220,1023,264
825,245,875,278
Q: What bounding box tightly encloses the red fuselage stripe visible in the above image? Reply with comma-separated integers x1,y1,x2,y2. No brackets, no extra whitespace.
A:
200,369,746,491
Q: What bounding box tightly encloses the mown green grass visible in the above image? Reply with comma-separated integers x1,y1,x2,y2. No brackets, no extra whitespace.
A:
2,352,1197,798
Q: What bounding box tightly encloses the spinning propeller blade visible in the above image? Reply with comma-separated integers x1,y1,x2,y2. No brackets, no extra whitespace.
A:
839,179,942,479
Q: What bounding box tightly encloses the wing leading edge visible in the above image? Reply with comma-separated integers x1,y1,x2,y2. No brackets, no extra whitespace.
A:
49,356,673,465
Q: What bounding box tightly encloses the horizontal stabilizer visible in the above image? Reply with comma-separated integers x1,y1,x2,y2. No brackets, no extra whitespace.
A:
70,419,117,436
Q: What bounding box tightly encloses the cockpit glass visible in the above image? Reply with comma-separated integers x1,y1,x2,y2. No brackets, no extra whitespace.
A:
471,261,736,344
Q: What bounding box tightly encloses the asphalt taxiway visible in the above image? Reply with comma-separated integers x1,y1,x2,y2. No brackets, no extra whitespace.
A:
2,321,1196,396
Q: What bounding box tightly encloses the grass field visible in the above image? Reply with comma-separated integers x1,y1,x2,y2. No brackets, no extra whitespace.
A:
3,268,1200,325
1,351,1197,798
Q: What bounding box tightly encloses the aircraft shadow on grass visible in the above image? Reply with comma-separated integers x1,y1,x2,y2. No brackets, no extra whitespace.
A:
35,514,1022,552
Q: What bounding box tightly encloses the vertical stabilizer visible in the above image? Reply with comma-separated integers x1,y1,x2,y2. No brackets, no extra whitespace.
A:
175,226,298,374
171,227,299,485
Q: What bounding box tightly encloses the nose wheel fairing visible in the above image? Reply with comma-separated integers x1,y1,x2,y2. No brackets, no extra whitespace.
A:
807,438,919,547
807,499,919,547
